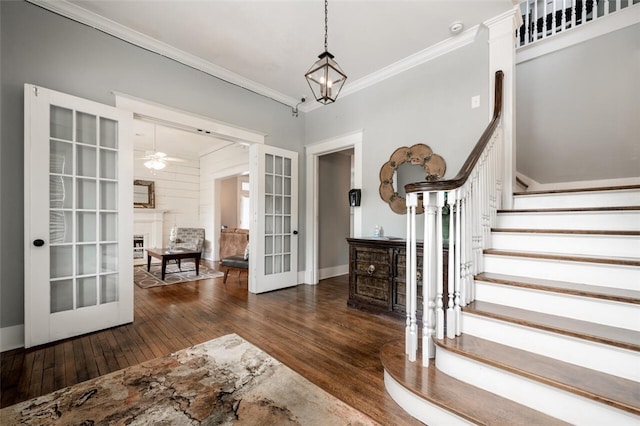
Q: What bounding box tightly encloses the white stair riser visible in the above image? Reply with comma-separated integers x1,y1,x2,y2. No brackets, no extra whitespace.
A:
496,211,640,230
462,313,640,382
483,255,639,290
491,233,640,258
475,281,640,331
384,373,473,426
436,348,639,425
513,190,640,209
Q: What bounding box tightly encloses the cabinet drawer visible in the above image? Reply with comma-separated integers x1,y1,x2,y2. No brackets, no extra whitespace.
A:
354,260,390,278
354,275,389,302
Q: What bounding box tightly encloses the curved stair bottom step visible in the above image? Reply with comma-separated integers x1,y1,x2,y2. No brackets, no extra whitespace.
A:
436,348,639,425
381,340,569,426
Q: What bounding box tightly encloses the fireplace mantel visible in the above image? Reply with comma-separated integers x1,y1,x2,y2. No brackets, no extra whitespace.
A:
133,209,167,265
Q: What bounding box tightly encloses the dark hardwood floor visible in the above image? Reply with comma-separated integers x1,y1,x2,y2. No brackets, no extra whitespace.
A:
0,268,421,425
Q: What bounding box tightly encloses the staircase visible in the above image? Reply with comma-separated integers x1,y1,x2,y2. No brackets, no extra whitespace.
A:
382,185,640,425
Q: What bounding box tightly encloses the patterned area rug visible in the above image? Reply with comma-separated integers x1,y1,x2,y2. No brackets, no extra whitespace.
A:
0,334,377,425
134,262,223,288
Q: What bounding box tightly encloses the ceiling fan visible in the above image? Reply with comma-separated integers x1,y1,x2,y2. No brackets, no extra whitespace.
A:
140,124,185,170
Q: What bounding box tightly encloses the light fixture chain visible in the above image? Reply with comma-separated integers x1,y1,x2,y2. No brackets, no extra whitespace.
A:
324,0,328,51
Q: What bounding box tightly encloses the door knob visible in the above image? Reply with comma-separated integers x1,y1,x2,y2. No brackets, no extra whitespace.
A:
293,230,298,235
33,239,45,247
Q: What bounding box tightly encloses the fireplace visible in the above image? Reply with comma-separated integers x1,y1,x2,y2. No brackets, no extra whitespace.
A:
133,210,166,265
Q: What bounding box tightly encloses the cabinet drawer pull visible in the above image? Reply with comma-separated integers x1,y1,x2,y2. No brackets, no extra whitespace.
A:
367,264,375,275
416,270,422,280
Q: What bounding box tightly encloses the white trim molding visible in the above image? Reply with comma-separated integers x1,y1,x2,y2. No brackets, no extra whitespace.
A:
27,0,491,116
301,25,482,113
1,325,25,352
516,3,640,64
26,0,300,109
485,6,519,210
114,93,265,146
305,131,363,285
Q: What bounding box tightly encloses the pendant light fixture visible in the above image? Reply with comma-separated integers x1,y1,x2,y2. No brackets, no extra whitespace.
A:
305,0,347,104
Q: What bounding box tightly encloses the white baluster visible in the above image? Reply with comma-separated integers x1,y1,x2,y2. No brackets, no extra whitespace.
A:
572,0,577,27
423,192,437,366
543,0,548,38
436,191,445,341
616,0,621,13
455,192,463,335
447,190,456,338
561,0,566,31
532,0,538,41
552,0,557,34
581,0,587,24
526,0,531,45
604,0,609,16
405,192,418,362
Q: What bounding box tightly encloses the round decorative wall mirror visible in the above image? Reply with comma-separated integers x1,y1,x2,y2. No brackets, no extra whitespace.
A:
379,143,446,214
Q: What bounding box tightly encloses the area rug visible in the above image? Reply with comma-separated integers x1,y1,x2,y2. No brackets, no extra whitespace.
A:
134,262,223,288
0,334,377,425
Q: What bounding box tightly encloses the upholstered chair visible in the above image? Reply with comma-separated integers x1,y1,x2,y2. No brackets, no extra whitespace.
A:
173,228,205,255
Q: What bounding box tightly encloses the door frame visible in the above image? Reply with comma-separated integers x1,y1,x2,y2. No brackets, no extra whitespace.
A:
304,131,363,285
114,94,264,261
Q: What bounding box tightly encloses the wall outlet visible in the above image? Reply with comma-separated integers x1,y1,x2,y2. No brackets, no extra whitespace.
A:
471,95,480,109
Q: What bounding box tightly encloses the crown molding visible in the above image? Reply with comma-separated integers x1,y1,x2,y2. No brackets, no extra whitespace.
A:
26,0,300,108
300,25,481,113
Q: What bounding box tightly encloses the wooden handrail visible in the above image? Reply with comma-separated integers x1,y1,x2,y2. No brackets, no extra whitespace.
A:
405,70,504,194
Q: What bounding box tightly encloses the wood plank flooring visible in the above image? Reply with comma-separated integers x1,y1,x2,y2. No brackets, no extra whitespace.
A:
0,269,421,425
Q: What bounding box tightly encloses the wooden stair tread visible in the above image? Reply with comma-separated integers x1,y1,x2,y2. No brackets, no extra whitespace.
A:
465,301,640,351
435,335,640,416
380,340,570,426
491,228,640,236
475,272,640,304
483,249,640,266
498,206,640,213
513,184,640,196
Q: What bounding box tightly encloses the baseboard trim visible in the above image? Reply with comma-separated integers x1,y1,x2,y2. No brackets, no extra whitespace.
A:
1,324,25,352
318,265,349,280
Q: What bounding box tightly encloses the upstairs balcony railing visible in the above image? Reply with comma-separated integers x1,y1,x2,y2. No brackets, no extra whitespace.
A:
404,71,503,365
517,0,638,47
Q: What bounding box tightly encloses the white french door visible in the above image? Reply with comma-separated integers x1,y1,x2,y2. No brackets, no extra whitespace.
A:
249,144,298,293
24,84,133,348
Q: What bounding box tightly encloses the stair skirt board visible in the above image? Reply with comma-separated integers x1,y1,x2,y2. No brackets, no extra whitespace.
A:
462,313,640,382
475,282,640,331
435,349,639,425
483,255,640,290
512,190,640,210
490,232,640,258
496,211,640,230
383,372,474,426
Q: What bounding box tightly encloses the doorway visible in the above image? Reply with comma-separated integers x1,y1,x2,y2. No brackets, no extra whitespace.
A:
305,131,363,285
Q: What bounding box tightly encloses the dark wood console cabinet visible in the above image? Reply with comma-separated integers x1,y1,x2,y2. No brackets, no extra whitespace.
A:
346,238,448,318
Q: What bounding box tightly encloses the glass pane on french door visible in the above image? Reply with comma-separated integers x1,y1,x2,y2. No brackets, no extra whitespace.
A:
263,153,293,275
49,105,120,312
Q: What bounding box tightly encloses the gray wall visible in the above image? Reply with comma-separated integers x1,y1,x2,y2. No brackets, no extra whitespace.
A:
1,1,494,332
0,1,304,329
516,23,640,184
318,151,351,269
305,31,490,238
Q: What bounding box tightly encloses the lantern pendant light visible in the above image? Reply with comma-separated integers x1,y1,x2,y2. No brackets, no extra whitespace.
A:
305,0,347,104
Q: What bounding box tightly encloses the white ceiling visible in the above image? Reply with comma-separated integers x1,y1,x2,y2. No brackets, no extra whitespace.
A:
133,119,234,161
37,0,516,160
43,0,515,110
